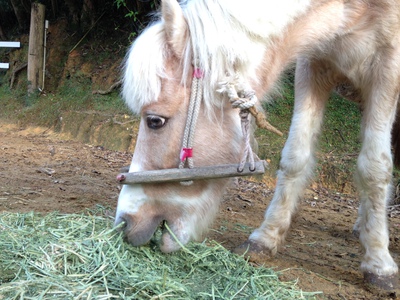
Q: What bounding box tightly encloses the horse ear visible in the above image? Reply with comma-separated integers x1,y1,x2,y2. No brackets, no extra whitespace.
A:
162,0,188,58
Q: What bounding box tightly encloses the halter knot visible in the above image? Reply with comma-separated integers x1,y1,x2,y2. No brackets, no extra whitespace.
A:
193,68,204,79
180,147,193,161
218,75,274,172
231,95,258,110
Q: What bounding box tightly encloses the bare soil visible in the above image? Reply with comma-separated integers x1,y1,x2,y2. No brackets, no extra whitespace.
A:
1,122,399,299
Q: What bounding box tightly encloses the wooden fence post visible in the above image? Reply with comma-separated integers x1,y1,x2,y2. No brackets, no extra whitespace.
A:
27,3,45,95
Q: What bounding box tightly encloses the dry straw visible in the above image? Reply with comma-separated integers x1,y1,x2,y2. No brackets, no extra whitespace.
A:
0,208,321,299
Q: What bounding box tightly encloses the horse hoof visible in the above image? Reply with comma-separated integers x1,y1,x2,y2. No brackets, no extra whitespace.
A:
233,240,273,263
364,271,399,295
352,229,360,239
352,229,360,238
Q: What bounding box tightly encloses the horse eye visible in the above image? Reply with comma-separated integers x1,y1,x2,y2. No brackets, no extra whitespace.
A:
146,115,167,129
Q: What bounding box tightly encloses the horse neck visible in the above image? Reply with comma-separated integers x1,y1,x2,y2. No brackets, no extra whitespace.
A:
254,0,347,96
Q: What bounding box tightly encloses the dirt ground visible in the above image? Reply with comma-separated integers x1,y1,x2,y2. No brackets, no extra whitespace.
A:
1,122,400,299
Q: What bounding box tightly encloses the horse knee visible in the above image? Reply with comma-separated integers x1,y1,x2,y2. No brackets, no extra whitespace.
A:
280,147,314,179
356,151,392,189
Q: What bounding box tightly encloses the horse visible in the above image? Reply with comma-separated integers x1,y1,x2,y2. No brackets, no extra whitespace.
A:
115,0,400,290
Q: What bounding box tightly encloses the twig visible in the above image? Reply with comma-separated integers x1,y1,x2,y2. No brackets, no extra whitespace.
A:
10,62,27,89
69,11,106,54
249,106,283,136
92,80,122,95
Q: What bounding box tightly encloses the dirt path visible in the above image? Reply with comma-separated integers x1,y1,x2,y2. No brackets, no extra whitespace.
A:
1,123,399,299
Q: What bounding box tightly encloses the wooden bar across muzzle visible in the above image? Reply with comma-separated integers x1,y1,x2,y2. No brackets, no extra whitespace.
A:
117,160,266,184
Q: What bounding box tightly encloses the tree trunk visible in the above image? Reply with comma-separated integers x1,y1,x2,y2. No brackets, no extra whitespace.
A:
0,24,6,40
10,0,29,29
64,0,81,28
82,0,96,27
27,3,46,95
51,0,58,19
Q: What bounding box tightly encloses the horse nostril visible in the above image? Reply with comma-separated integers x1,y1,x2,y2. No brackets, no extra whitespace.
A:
114,212,161,247
114,215,129,233
115,213,139,238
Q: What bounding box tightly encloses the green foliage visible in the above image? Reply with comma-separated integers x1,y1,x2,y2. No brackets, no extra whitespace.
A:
0,0,13,12
114,0,159,39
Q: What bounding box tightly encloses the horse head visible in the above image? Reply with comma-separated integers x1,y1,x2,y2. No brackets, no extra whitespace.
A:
115,0,246,252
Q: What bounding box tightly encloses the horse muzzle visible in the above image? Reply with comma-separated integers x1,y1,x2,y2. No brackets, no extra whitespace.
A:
115,212,162,247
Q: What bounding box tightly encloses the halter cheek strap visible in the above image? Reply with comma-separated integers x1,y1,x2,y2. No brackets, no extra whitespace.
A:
178,65,204,185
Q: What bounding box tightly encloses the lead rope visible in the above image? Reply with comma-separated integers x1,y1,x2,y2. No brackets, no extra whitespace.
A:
222,83,257,172
236,92,257,172
219,75,283,172
179,62,204,186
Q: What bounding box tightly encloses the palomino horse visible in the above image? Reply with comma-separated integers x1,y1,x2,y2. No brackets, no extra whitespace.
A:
116,0,400,290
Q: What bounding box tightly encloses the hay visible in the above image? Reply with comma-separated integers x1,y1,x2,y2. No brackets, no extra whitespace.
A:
0,208,321,299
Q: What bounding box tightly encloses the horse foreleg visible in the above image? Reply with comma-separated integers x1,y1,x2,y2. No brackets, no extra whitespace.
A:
355,85,399,290
236,58,331,257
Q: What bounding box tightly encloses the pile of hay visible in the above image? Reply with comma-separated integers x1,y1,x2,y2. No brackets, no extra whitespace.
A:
0,209,320,299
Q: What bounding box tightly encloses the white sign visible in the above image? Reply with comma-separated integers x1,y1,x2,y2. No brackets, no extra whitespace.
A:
0,42,20,48
0,41,21,69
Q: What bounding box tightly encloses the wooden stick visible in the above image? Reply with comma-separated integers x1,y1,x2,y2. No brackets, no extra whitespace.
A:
92,79,122,95
10,62,27,89
248,106,283,136
117,161,267,184
69,11,105,54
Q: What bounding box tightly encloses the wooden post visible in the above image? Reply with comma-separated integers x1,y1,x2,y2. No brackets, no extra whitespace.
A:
27,3,45,95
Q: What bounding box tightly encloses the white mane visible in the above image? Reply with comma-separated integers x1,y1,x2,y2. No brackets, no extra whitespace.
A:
122,0,310,114
122,22,167,114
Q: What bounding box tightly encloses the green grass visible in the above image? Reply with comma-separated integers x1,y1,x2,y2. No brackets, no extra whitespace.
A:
0,209,321,299
260,71,362,155
0,76,130,128
257,71,362,191
0,67,361,149
321,94,361,154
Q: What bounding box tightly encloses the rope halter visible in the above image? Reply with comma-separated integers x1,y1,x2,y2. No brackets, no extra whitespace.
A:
178,69,283,185
178,62,204,185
